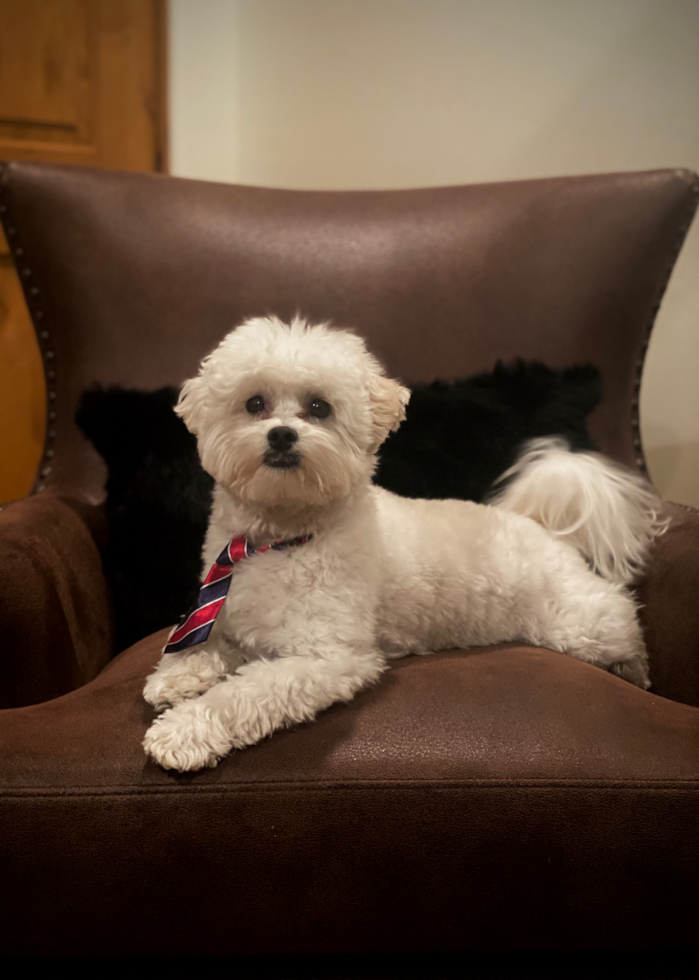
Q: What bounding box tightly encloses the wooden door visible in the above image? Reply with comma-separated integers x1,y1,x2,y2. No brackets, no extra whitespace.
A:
0,0,167,503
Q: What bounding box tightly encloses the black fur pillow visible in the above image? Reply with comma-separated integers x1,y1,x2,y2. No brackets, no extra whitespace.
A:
377,361,601,499
76,361,601,652
76,387,215,653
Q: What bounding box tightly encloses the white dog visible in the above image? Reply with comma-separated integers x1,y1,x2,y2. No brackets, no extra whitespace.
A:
143,316,668,771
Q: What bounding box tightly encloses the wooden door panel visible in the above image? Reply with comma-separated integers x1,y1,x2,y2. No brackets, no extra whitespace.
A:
0,0,166,503
0,232,46,503
0,0,92,147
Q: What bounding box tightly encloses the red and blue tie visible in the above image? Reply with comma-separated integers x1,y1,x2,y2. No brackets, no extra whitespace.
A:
164,534,311,655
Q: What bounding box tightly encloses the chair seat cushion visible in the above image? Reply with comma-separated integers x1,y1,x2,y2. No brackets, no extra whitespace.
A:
1,632,695,955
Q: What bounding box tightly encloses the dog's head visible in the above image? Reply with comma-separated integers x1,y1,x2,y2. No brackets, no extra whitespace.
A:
176,316,410,507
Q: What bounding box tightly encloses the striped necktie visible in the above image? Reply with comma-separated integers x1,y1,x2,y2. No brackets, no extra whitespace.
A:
164,534,311,655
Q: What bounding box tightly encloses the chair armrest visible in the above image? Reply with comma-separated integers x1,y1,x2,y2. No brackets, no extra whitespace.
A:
638,503,699,707
0,490,114,708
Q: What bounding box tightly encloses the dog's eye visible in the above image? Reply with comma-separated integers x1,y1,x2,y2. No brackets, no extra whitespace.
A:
309,398,331,419
245,395,265,414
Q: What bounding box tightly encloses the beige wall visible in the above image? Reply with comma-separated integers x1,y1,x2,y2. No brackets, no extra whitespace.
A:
169,0,698,506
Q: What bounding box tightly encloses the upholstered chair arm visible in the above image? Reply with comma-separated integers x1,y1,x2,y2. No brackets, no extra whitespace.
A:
638,503,699,707
0,490,114,708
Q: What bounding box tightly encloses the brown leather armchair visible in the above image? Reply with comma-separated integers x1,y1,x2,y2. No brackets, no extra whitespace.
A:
0,161,697,959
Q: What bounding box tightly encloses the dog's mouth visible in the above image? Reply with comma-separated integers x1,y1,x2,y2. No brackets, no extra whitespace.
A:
263,450,302,470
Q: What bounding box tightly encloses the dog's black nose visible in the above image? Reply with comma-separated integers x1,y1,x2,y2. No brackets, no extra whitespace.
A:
267,426,299,451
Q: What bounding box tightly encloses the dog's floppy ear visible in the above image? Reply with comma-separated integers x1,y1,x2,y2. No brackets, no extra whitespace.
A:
175,375,208,435
367,372,411,451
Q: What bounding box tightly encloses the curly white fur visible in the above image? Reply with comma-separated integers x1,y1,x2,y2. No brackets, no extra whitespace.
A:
143,316,667,771
488,437,670,585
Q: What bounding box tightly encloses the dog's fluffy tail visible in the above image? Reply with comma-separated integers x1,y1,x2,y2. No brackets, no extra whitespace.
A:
488,437,670,585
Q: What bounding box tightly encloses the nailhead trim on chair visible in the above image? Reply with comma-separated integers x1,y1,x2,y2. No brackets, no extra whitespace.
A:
0,168,58,498
671,501,699,516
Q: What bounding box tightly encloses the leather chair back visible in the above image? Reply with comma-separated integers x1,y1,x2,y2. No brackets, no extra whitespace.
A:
1,162,697,502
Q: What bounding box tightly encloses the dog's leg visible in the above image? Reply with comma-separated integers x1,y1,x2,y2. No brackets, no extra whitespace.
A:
143,647,229,712
608,656,650,689
143,648,386,771
527,579,650,689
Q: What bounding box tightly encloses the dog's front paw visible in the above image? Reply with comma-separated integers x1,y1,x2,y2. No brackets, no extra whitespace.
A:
143,700,232,771
143,650,227,711
143,672,182,713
